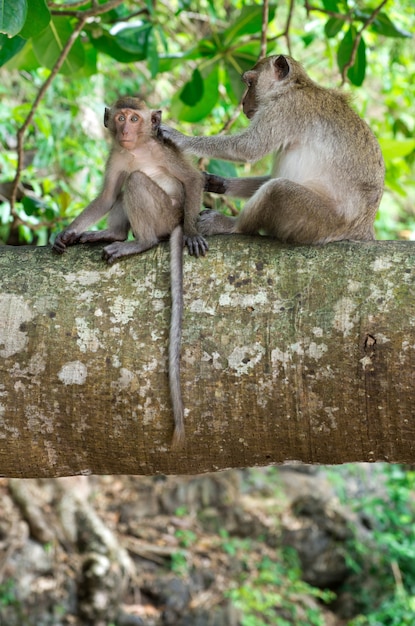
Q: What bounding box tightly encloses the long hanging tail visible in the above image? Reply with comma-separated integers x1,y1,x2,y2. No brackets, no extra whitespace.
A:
169,225,185,449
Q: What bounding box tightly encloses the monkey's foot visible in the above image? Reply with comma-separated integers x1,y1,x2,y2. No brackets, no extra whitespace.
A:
185,234,209,257
79,230,127,244
52,229,81,253
102,240,155,264
198,210,236,236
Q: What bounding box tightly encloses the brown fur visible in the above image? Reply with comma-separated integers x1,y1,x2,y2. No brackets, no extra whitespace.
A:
164,55,385,244
53,97,208,448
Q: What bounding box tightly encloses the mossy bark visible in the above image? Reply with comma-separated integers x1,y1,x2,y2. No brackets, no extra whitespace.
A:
0,238,414,477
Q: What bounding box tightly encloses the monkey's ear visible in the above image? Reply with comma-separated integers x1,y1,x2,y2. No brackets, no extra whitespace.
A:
151,110,162,131
103,107,110,128
273,55,290,81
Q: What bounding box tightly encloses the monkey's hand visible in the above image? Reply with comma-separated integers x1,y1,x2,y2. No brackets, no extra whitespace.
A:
185,234,209,258
160,124,188,147
203,172,228,194
52,229,81,254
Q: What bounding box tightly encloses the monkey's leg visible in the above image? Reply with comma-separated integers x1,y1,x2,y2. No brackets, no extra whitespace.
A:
236,178,346,244
198,172,270,235
102,240,158,264
198,209,237,236
198,175,272,236
102,172,179,264
79,197,130,244
127,171,180,237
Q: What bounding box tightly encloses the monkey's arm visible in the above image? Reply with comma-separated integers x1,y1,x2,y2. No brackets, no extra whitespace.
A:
182,177,209,257
162,123,274,163
53,158,124,253
165,157,208,257
204,173,271,198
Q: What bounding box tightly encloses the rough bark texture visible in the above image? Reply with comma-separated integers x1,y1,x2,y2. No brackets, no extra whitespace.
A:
0,238,414,477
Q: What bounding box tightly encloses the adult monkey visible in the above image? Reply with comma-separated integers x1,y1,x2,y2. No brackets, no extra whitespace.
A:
53,96,208,448
163,55,385,244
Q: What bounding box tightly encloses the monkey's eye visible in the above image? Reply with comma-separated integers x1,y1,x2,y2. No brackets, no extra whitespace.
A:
117,115,126,122
130,115,139,122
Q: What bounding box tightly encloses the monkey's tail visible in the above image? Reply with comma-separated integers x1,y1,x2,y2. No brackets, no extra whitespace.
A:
169,225,185,449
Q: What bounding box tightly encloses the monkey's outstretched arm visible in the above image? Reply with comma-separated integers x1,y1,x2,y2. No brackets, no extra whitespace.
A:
161,121,276,163
53,158,125,254
204,173,271,198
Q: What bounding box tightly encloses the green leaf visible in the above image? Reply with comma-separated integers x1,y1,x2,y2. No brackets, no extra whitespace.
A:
225,62,245,102
379,139,415,161
371,12,412,39
347,34,366,86
172,64,219,122
88,24,151,63
76,44,98,77
223,4,276,45
157,44,204,73
337,26,354,71
224,42,260,101
0,34,26,66
325,17,344,38
0,0,27,37
206,159,238,178
180,68,204,106
146,27,159,77
19,0,50,39
90,31,139,63
22,196,46,216
197,38,217,57
3,38,39,70
111,23,152,55
322,0,339,10
337,27,366,86
32,17,85,75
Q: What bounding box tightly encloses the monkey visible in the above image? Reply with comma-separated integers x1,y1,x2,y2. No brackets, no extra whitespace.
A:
53,96,208,448
162,54,385,244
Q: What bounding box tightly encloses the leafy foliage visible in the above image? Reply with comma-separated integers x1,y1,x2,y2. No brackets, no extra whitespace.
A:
220,532,335,626
0,0,414,244
325,464,415,625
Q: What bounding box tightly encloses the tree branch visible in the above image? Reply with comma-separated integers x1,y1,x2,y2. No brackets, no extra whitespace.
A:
260,0,270,58
1,239,415,477
49,0,124,18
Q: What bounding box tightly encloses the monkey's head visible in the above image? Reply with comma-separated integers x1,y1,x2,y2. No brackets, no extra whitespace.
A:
241,55,310,119
104,96,162,148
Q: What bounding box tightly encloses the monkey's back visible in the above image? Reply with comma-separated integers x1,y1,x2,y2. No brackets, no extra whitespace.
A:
269,84,384,218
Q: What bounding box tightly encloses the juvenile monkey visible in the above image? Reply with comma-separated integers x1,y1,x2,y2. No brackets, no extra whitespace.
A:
163,55,385,244
53,96,208,448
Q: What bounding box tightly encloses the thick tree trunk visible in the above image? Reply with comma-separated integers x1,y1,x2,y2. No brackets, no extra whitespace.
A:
0,238,414,477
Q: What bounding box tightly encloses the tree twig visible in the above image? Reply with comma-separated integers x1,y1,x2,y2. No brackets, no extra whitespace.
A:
260,0,269,58
49,0,124,19
284,0,295,54
340,0,389,85
305,1,354,22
